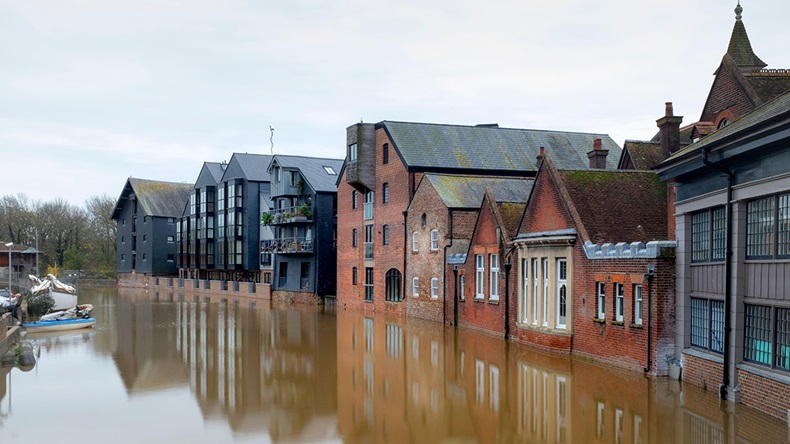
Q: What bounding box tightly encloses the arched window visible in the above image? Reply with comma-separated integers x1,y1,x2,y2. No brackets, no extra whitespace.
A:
421,213,427,228
386,269,402,302
717,118,730,129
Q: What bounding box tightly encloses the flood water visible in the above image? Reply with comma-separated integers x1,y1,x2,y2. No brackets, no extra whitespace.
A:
0,287,787,443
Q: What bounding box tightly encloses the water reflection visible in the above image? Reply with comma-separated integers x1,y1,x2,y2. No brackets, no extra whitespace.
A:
0,287,788,443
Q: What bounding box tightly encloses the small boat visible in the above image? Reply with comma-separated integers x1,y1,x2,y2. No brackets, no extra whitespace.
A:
23,317,96,333
28,274,78,310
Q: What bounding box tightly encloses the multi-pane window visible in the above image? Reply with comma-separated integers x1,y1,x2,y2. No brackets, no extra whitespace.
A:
475,254,485,299
692,207,726,262
521,259,528,322
690,297,724,353
383,224,389,245
412,277,419,297
352,229,358,248
218,186,225,211
532,259,538,324
431,229,439,251
412,232,419,252
352,267,358,285
597,282,605,319
349,143,357,161
615,283,624,322
431,277,439,299
383,143,389,164
742,304,790,371
460,275,465,301
365,224,374,260
352,190,358,209
556,259,567,328
634,285,643,325
385,269,401,302
364,267,374,301
542,259,549,326
489,254,499,301
382,183,389,204
746,193,790,259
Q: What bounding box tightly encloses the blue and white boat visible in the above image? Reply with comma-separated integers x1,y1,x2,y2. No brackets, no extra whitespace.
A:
23,317,96,333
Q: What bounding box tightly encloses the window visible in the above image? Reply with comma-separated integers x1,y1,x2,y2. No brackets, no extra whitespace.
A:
634,285,643,325
431,277,439,299
364,267,374,301
352,229,358,248
382,224,389,245
300,262,310,289
385,269,402,302
421,213,426,228
349,143,357,161
278,262,288,287
412,277,419,297
143,234,147,242
430,229,438,251
382,183,389,204
489,254,499,301
263,272,272,284
364,190,374,220
364,224,374,260
352,267,358,285
691,297,724,353
323,165,336,175
556,259,567,328
261,251,272,267
383,143,389,164
692,207,726,262
167,254,174,262
273,166,281,183
532,259,538,324
142,253,147,261
352,190,358,209
615,283,624,322
542,259,548,326
412,231,418,252
597,282,605,319
747,193,790,259
521,259,528,322
744,304,772,366
459,275,465,301
475,254,485,299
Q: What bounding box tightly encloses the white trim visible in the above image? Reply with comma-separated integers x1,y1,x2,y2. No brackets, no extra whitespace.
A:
430,229,438,250
412,277,419,297
489,254,499,301
475,254,485,299
634,285,643,325
615,283,624,322
431,277,439,299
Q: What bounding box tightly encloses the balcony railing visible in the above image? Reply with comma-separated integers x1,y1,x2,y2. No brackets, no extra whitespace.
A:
363,202,373,220
261,236,314,254
262,205,313,225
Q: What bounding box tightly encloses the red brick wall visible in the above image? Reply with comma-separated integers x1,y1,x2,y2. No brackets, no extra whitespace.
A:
519,166,573,235
700,65,757,124
405,178,448,323
682,353,723,393
457,196,506,336
738,369,790,420
336,128,412,316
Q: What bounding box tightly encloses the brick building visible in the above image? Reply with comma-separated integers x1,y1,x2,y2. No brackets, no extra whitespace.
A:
512,151,676,374
336,120,621,316
405,174,531,327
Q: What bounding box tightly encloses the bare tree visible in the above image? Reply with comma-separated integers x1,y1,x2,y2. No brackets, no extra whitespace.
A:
84,194,117,277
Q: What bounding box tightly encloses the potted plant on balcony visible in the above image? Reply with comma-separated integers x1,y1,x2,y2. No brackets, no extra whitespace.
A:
294,203,311,221
261,212,273,225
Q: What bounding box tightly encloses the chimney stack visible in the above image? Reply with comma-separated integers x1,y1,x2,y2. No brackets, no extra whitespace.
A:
536,146,545,165
587,138,609,169
656,102,683,161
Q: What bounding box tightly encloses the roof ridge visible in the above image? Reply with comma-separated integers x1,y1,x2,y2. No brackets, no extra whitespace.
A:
381,120,612,137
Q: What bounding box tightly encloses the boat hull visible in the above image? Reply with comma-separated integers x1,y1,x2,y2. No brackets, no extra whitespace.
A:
51,290,78,311
23,317,96,333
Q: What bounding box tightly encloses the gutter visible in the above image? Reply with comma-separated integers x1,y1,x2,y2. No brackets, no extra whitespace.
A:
702,148,734,401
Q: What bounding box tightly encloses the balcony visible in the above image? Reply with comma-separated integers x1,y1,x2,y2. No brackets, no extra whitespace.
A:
262,204,313,226
261,236,314,254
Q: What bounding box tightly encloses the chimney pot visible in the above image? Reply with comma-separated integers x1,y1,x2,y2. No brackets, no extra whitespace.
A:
665,102,674,117
593,138,602,151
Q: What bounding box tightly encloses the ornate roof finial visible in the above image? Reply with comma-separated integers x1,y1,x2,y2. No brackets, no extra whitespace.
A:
735,1,742,21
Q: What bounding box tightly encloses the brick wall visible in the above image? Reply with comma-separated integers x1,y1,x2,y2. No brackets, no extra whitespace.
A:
738,368,790,420
700,65,756,124
682,353,723,393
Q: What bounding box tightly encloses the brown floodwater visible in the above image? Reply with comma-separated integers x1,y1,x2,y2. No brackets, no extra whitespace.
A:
0,286,787,443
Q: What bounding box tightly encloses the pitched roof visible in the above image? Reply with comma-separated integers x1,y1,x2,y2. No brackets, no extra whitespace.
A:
381,121,621,172
424,174,533,209
556,169,667,244
112,178,193,220
498,202,527,238
725,5,766,70
618,140,663,170
270,155,344,193
205,162,226,183
745,71,790,103
229,153,272,182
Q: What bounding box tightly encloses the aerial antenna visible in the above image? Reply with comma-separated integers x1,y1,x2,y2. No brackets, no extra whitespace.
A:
269,126,275,155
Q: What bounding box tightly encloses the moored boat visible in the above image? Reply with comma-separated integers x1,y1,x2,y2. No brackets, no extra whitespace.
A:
22,317,96,333
29,274,78,310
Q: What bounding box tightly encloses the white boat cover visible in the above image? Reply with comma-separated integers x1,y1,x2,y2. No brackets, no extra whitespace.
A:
29,274,77,296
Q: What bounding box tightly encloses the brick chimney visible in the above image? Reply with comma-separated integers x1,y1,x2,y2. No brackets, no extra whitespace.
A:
586,138,609,169
536,146,545,165
656,102,683,161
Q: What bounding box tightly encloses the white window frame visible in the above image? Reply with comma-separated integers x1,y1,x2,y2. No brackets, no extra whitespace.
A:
475,254,485,299
597,282,605,319
460,275,465,301
412,231,419,252
412,277,419,297
349,143,357,161
430,229,438,250
521,258,528,323
634,285,643,325
489,254,499,301
615,283,624,322
542,258,549,326
556,258,567,329
532,259,538,324
431,277,439,299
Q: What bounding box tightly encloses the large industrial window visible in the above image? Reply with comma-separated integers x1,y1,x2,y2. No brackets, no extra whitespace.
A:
691,206,726,262
747,196,774,259
744,304,772,366
385,269,402,302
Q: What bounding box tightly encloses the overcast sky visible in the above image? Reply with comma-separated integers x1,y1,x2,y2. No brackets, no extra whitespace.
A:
2,0,788,207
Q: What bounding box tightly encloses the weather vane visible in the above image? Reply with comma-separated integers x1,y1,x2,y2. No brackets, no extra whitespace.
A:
269,126,275,155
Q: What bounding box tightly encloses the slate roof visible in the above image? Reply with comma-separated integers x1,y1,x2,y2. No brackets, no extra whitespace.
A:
666,89,790,162
381,121,621,172
270,155,344,193
498,202,527,238
725,10,766,70
424,174,533,209
745,72,790,103
619,140,663,170
112,178,193,220
232,153,272,182
205,162,226,183
557,170,668,244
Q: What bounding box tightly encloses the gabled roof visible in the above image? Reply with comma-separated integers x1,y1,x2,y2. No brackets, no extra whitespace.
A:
223,153,272,182
498,202,527,238
618,140,663,170
269,155,344,193
194,161,226,188
380,121,621,172
205,162,226,183
111,177,193,220
423,174,533,209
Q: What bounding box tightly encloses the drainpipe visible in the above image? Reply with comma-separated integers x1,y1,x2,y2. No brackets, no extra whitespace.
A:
503,245,517,340
402,210,408,306
443,209,454,325
702,148,734,401
644,267,654,373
